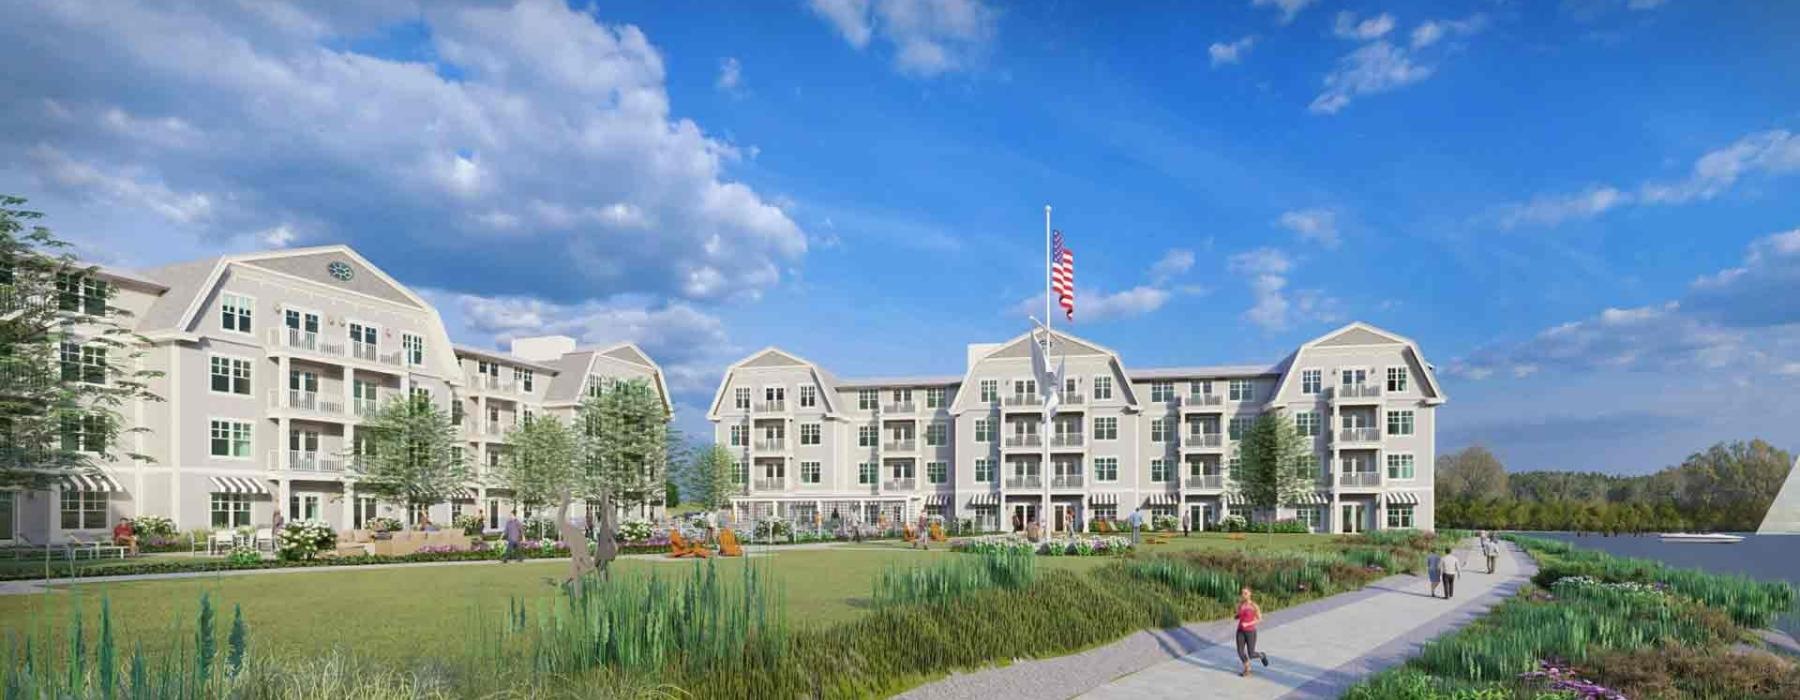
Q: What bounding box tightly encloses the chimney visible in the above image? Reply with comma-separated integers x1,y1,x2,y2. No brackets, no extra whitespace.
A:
510,335,577,362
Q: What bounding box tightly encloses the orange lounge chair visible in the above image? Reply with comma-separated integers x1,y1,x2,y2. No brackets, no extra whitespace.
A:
1096,520,1113,534
668,531,711,558
929,523,946,542
717,529,744,557
902,524,917,542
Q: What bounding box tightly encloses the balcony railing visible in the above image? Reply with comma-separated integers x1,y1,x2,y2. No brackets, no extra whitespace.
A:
884,478,916,491
378,351,405,367
1185,474,1224,490
881,402,915,414
1183,393,1224,408
351,343,378,362
754,439,787,451
1004,475,1042,489
1050,474,1084,489
1339,427,1381,443
1003,394,1040,409
1049,433,1085,448
1336,384,1383,400
269,327,346,357
1062,393,1086,406
752,478,787,491
1003,434,1042,448
1339,471,1381,487
1183,432,1223,448
467,374,518,393
485,423,504,437
353,399,379,417
755,401,786,413
282,451,346,473
882,440,917,452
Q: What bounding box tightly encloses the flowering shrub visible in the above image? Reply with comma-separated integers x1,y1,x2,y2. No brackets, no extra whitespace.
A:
416,545,464,554
225,545,261,565
129,515,176,537
1152,515,1180,532
1519,660,1628,700
453,513,485,536
523,516,559,541
753,517,792,541
618,518,654,542
1217,514,1249,532
277,520,337,560
364,517,403,534
952,534,1132,557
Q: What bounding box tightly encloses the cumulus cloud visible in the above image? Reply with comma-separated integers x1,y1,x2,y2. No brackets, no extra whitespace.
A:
1,0,806,303
1209,36,1255,67
806,0,997,77
716,56,743,92
449,291,734,393
1449,227,1800,379
1333,12,1396,41
1252,0,1318,25
1498,130,1800,228
1148,248,1195,284
1227,248,1341,331
1277,208,1340,248
1310,14,1487,115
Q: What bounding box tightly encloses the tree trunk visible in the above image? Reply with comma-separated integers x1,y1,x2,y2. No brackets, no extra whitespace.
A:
555,493,597,596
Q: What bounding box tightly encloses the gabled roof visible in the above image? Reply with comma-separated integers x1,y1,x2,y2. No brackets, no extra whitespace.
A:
833,375,962,389
542,342,674,414
452,344,561,374
1126,364,1284,381
948,328,1142,414
1269,321,1446,404
707,347,842,419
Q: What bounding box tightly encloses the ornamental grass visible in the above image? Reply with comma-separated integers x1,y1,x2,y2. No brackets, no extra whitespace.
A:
872,550,1036,609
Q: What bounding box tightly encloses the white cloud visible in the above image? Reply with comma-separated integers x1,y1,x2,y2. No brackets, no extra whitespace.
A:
1499,130,1800,228
716,56,742,92
1410,15,1487,48
1148,248,1195,283
1333,12,1396,41
257,224,297,247
1228,247,1339,331
1309,41,1433,115
1252,0,1318,25
451,292,733,393
1277,208,1340,248
1,0,806,304
1208,36,1255,67
807,0,997,77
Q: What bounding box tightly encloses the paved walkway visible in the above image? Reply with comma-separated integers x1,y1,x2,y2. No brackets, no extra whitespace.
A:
902,540,1534,700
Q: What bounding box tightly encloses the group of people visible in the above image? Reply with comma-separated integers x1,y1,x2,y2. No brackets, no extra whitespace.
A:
1426,531,1502,600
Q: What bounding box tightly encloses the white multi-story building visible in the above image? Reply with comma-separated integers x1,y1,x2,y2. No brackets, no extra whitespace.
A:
2,245,670,544
707,323,1445,533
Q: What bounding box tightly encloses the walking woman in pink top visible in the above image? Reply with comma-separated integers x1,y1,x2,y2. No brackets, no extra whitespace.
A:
1236,586,1271,677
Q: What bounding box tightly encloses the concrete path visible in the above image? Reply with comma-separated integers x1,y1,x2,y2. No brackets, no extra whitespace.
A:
901,540,1534,700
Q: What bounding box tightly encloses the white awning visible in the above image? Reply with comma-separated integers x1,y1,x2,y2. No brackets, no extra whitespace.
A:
1223,492,1248,505
966,492,998,507
1387,491,1420,505
1146,493,1178,506
1290,492,1329,506
450,488,479,501
61,473,122,492
924,493,947,506
1088,492,1117,505
209,476,269,495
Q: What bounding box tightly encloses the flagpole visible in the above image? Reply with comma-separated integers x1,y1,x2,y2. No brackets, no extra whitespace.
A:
1042,205,1053,536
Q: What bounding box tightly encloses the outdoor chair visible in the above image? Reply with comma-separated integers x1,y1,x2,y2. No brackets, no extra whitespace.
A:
254,528,275,552
902,524,917,542
208,530,236,555
67,533,127,559
668,531,710,558
928,523,946,542
717,529,744,557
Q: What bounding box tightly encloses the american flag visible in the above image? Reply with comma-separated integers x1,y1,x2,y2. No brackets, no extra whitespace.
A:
1051,229,1075,321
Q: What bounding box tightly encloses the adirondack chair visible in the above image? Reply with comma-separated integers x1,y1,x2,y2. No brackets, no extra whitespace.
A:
717,528,744,557
668,531,711,558
1096,520,1114,534
902,524,917,542
928,522,946,542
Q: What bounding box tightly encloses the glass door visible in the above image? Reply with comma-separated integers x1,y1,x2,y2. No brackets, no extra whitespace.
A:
1189,503,1209,532
1052,503,1071,533
0,491,14,543
1340,503,1366,534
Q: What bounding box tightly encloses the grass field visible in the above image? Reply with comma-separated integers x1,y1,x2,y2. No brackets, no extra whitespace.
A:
0,533,1332,662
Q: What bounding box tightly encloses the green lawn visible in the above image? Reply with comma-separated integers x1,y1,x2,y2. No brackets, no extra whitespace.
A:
0,534,1334,662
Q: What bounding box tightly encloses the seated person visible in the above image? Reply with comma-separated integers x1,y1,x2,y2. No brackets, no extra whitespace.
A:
112,518,139,555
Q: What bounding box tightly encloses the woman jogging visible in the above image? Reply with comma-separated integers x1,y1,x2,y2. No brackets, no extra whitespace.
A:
1236,587,1271,677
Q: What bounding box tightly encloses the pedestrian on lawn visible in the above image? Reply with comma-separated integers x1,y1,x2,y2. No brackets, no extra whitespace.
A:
914,512,930,550
1440,547,1462,599
1426,548,1443,598
1128,508,1143,548
501,509,524,563
1235,586,1271,677
1181,511,1191,537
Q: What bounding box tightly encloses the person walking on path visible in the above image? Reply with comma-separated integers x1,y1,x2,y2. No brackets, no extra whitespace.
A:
1235,586,1272,677
1426,548,1443,598
1128,508,1143,548
501,510,524,564
1481,533,1499,574
1440,547,1462,599
914,512,930,550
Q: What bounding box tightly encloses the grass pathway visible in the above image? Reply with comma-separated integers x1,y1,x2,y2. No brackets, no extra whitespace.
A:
901,539,1534,700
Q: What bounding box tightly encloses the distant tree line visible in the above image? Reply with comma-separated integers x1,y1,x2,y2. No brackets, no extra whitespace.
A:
1435,439,1793,533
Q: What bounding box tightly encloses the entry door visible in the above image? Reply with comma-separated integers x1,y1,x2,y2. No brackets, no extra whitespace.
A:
1341,503,1366,534
1052,503,1071,532
1189,503,1209,532
0,491,14,543
1011,503,1039,531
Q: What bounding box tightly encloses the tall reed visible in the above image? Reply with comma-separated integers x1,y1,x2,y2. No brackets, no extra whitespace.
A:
872,550,1036,608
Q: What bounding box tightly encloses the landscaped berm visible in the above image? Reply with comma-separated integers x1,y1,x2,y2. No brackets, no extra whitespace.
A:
0,530,1452,698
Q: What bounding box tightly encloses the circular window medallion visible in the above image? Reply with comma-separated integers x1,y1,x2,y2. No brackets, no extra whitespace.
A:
327,261,354,282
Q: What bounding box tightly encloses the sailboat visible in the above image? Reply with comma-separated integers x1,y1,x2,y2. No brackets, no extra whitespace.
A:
1756,456,1800,536
1658,532,1744,544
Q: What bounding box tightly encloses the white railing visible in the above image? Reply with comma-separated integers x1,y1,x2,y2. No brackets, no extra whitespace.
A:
1003,395,1040,409
756,401,786,413
1339,471,1381,487
353,399,379,417
1004,476,1042,489
1050,474,1084,488
883,440,917,452
1339,427,1381,443
1184,432,1223,448
1183,393,1224,408
1049,433,1085,448
1336,384,1382,399
1186,474,1224,489
1003,435,1041,448
881,402,915,414
752,478,787,491
754,439,787,451
884,478,916,491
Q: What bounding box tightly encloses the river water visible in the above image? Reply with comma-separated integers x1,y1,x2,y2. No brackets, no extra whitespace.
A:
1530,532,1800,637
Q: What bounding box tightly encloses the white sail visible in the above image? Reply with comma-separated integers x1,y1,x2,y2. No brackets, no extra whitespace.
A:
1757,456,1800,535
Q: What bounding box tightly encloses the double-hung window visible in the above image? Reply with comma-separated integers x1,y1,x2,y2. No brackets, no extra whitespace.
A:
62,343,108,384
1386,504,1415,529
973,418,993,443
733,388,751,410
1092,376,1113,400
925,422,948,446
220,293,253,333
858,462,878,485
800,461,821,484
1094,417,1118,440
926,461,948,484
210,356,252,395
1229,379,1254,402
61,414,107,453
1150,459,1171,482
401,334,424,366
799,385,817,408
1387,367,1408,393
1150,381,1174,402
1093,457,1118,482
1386,410,1415,436
1294,411,1319,437
799,424,821,445
728,425,747,447
1228,416,1253,440
515,368,533,392
1150,418,1171,443
973,458,995,482
57,274,108,315
925,387,947,409
210,420,252,458
979,380,998,403
858,425,878,448
1386,453,1416,480
61,490,107,530
1301,369,1321,395
858,390,878,410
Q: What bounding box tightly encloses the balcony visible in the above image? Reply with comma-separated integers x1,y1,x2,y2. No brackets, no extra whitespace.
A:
485,423,505,437
268,327,346,358
881,402,915,414
884,478,916,491
755,401,786,413
1002,434,1042,449
1181,393,1225,411
467,374,520,394
1338,427,1381,444
1003,394,1041,411
1062,393,1086,406
353,399,379,418
1185,474,1225,490
882,440,917,453
1183,432,1224,449
754,439,787,452
1050,474,1085,489
1339,471,1382,488
752,478,787,492
1049,433,1085,449
1334,384,1383,402
270,389,346,417
1004,475,1042,489
282,450,346,473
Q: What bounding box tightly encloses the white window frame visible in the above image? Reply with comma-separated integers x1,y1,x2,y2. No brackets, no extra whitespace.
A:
1150,458,1171,482
733,387,752,410
219,292,254,335
1386,410,1415,436
1295,411,1319,437
857,462,878,485
925,422,948,446
973,418,993,443
1387,366,1409,393
1150,418,1170,443
1093,375,1113,400
1386,453,1416,480
1229,379,1254,402
926,461,948,484
1094,416,1118,441
208,418,253,460
858,390,878,410
1301,369,1321,395
858,425,878,448
798,385,818,408
1094,456,1119,482
799,461,822,484
979,380,998,403
1150,381,1174,402
1386,504,1416,529
208,353,253,396
973,458,994,483
799,423,821,445
403,333,425,366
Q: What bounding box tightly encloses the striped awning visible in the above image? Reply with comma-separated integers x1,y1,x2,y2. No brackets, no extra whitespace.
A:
61,473,122,492
1289,492,1329,506
1224,492,1248,505
1088,492,1117,505
450,488,479,501
1146,493,1178,506
210,476,269,495
923,493,947,506
1387,491,1420,505
966,492,998,507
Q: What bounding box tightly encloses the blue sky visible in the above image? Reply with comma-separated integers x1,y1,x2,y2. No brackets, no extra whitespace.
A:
3,0,1799,474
